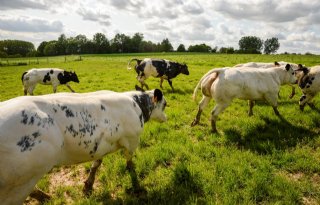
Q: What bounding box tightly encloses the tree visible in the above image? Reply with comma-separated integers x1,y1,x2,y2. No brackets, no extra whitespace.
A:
43,41,58,56
37,41,48,56
0,40,35,57
177,44,186,52
238,36,263,54
131,33,144,53
159,38,173,52
93,33,110,54
219,47,235,54
188,43,212,52
56,34,67,55
264,37,280,54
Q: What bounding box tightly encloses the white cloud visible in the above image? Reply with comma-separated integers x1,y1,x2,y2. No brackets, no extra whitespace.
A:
0,15,63,32
77,7,111,26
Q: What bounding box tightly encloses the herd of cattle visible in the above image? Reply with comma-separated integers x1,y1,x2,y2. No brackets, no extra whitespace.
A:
0,57,319,204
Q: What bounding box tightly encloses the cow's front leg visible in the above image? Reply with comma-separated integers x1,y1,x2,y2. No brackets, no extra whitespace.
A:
29,187,51,202
52,85,58,93
66,83,75,93
83,159,102,196
289,85,295,99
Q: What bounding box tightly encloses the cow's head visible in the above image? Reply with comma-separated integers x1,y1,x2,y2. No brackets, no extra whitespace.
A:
284,64,297,84
149,88,167,122
65,71,80,83
180,64,189,75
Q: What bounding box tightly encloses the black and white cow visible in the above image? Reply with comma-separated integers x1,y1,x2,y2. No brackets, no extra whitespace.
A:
297,65,320,110
0,88,167,204
22,68,79,95
128,58,189,91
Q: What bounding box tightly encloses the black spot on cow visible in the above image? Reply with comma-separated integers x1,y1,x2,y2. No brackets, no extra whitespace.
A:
53,107,58,113
300,95,307,102
29,116,35,125
139,114,143,127
60,105,75,118
101,105,106,111
43,72,51,83
132,94,153,123
32,131,41,138
17,135,35,152
65,124,78,137
21,110,28,125
50,69,54,74
90,141,99,157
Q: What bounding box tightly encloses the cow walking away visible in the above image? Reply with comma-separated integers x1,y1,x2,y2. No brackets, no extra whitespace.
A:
128,58,189,92
191,64,297,132
0,87,167,204
22,68,79,95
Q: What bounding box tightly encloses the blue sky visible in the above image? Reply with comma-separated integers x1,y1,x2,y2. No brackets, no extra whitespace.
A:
0,0,319,54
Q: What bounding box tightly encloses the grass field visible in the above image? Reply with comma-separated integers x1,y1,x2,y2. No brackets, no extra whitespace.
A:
1,53,320,204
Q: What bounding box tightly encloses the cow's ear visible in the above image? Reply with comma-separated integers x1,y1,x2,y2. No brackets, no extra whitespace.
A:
274,61,280,66
298,64,303,69
285,64,291,71
153,89,163,102
135,85,145,92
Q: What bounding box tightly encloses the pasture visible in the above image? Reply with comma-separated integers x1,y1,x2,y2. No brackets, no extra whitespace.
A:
1,53,320,204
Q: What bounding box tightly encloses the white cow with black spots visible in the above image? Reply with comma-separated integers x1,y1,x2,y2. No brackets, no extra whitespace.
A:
22,68,79,95
191,64,297,132
0,87,167,204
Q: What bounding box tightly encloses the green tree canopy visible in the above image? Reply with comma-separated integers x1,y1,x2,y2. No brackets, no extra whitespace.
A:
177,44,186,52
238,36,263,54
264,37,280,54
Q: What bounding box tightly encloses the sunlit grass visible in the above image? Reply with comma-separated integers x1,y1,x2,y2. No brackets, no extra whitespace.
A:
1,53,320,204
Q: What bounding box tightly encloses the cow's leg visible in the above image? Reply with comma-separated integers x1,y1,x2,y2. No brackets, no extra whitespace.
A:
265,94,280,116
52,85,58,93
23,86,28,95
168,79,174,92
83,159,103,196
210,102,230,133
248,100,255,116
28,86,35,95
191,96,211,126
137,75,149,90
29,187,51,202
289,85,295,99
124,149,141,192
66,83,75,93
160,77,164,89
299,94,315,111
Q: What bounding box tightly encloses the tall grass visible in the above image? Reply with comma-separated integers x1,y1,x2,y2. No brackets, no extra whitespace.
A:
1,53,320,204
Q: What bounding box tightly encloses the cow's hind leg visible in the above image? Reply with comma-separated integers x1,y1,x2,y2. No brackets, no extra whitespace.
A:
83,159,102,196
265,94,280,116
210,102,230,133
160,77,164,89
248,100,255,116
191,96,211,127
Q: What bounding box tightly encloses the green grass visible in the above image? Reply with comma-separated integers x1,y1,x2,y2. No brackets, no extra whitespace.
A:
1,53,320,204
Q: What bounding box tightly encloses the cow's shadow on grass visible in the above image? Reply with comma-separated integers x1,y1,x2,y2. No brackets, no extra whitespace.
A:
224,115,318,154
94,163,204,204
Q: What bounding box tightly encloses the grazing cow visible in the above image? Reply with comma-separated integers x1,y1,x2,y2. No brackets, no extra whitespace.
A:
0,88,167,204
235,61,301,98
127,58,189,91
297,65,320,110
191,64,297,132
22,68,79,95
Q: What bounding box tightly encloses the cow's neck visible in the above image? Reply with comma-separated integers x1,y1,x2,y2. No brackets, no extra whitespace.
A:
132,93,154,122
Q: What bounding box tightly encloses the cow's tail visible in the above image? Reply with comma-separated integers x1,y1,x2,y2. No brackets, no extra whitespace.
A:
21,71,28,83
127,58,141,70
192,68,226,101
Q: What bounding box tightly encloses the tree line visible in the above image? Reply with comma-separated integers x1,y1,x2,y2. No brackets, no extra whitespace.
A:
0,33,281,58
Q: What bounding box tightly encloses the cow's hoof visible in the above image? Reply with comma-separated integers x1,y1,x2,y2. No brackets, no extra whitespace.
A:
29,188,51,202
191,120,198,127
83,182,94,196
